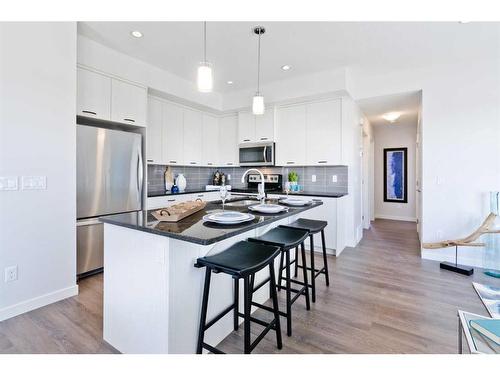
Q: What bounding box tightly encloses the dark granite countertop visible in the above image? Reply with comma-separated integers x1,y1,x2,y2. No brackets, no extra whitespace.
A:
148,189,347,199
100,199,323,245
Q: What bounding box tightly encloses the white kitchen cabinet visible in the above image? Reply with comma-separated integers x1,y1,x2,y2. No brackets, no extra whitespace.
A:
146,97,163,164
306,99,342,165
275,104,307,166
111,79,147,126
238,109,274,144
77,67,111,120
202,114,219,167
218,115,239,167
183,109,203,166
162,102,184,165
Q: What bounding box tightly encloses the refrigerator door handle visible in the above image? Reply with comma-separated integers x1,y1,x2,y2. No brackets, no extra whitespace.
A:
137,148,143,199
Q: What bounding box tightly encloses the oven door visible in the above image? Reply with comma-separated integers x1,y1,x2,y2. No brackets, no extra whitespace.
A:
239,142,274,166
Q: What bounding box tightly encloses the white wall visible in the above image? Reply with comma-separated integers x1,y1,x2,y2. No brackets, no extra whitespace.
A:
373,121,417,222
348,56,500,268
0,23,78,321
77,35,224,112
362,116,374,229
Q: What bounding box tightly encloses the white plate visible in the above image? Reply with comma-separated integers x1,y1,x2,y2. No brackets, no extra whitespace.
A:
248,204,288,214
279,197,312,206
203,211,255,224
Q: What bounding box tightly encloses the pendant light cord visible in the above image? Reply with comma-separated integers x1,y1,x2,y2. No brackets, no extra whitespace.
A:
203,21,207,63
257,30,261,93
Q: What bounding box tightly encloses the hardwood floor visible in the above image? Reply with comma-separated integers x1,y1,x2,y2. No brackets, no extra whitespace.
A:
1,219,497,353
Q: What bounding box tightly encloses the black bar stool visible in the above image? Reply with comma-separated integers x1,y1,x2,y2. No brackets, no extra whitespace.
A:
282,218,330,303
248,226,310,337
194,240,282,354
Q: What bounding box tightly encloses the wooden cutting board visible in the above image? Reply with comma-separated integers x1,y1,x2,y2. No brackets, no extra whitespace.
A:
151,199,207,222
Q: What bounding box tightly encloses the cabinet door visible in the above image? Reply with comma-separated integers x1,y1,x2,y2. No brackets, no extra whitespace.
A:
219,115,238,167
238,111,256,143
77,68,111,120
306,99,342,165
111,79,147,126
146,98,163,164
183,109,203,165
202,114,219,166
162,102,184,165
255,108,274,142
276,105,306,166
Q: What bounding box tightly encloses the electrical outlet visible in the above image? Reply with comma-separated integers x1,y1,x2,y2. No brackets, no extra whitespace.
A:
332,175,338,183
227,174,231,181
436,230,443,240
311,174,316,182
4,266,18,283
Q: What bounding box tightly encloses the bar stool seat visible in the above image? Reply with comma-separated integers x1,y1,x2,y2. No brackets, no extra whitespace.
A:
195,241,282,354
248,225,311,337
281,218,330,303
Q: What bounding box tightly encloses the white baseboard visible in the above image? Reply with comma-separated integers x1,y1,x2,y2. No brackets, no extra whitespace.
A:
375,214,417,222
0,285,79,322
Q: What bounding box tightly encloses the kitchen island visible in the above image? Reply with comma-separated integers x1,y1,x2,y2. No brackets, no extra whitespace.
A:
100,198,323,353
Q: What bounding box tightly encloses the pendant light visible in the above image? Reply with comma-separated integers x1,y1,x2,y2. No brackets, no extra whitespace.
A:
252,26,265,115
197,21,213,93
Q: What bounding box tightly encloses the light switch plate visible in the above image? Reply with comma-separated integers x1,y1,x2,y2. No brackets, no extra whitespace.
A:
22,176,47,190
0,176,18,191
332,175,338,183
311,175,316,182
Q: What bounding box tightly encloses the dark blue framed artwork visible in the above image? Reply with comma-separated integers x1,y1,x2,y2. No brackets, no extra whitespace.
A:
383,147,408,203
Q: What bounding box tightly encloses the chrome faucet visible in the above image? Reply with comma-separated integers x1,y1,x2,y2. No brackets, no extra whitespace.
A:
241,168,265,204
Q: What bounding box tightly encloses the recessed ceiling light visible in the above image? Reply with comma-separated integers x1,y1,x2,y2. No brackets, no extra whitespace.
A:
281,65,291,71
130,30,143,38
227,80,233,85
382,112,401,123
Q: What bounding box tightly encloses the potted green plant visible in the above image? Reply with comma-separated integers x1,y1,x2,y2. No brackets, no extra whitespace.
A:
288,171,299,191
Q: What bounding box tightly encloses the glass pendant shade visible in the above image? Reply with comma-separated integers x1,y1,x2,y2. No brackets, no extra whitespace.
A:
197,62,213,93
252,94,265,115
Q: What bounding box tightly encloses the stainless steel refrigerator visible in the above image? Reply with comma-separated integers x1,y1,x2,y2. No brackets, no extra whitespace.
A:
76,125,143,276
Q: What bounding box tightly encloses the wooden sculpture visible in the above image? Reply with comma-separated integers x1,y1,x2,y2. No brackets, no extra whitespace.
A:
422,213,500,275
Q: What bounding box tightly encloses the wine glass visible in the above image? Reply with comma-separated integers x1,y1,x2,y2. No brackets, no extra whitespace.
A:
220,185,228,211
284,181,291,197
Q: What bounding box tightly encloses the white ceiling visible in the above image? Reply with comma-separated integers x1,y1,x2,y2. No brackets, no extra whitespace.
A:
78,22,499,93
357,91,421,127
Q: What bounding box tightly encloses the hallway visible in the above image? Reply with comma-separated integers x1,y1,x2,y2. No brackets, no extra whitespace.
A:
0,220,496,353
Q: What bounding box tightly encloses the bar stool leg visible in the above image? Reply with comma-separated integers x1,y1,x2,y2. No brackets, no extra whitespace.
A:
196,268,212,354
309,235,316,303
243,276,251,354
277,252,284,291
233,278,239,331
269,264,283,349
294,246,299,277
321,229,330,286
285,249,292,336
300,242,311,310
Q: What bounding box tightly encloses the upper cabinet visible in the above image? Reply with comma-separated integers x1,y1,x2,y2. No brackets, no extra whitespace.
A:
305,99,342,165
202,114,220,167
182,109,203,166
237,108,274,144
77,67,147,127
111,79,147,126
275,104,307,166
218,115,239,166
162,102,184,165
77,67,111,120
146,97,163,164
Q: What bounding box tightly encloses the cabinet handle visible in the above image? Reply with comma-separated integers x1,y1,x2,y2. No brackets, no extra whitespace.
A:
286,161,295,164
189,161,197,165
147,159,154,163
227,163,233,166
82,110,97,115
260,137,268,140
169,160,177,164
167,199,176,202
207,163,213,166
123,118,136,123
197,194,204,197
318,160,328,164
243,139,251,142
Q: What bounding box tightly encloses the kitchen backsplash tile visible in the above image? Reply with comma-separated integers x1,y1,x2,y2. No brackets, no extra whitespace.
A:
147,164,348,194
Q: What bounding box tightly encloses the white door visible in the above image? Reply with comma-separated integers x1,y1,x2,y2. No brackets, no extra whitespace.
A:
306,99,342,165
219,115,238,167
146,98,163,164
238,111,256,143
202,114,219,167
255,108,274,142
183,109,203,165
162,102,184,165
276,104,306,166
111,79,147,126
77,68,111,120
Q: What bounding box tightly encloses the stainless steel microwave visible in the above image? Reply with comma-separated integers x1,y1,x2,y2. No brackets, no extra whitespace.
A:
238,142,275,166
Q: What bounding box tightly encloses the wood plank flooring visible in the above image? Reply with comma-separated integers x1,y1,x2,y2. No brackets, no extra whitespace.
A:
1,219,498,353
